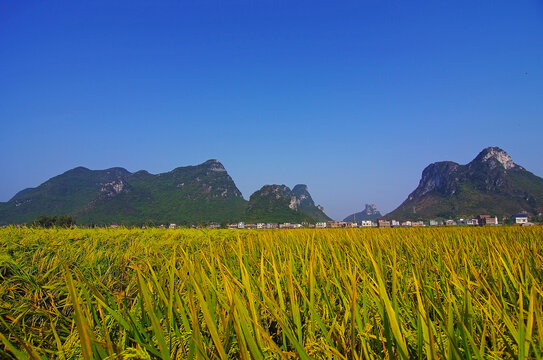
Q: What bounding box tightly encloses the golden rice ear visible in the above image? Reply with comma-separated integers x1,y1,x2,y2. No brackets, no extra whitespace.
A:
1,226,541,359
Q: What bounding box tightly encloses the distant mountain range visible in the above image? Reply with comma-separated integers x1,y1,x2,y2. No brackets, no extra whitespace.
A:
386,147,543,220
0,160,330,225
245,184,331,223
2,147,541,225
343,204,382,222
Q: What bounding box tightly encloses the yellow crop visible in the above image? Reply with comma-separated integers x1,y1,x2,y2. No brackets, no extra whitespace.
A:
0,226,542,359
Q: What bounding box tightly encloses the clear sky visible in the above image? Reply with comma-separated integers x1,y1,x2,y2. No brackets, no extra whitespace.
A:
1,0,542,220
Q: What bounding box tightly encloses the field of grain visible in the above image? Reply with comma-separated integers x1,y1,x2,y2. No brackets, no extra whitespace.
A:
1,226,542,359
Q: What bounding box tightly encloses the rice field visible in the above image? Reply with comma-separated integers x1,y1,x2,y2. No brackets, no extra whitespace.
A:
1,226,542,359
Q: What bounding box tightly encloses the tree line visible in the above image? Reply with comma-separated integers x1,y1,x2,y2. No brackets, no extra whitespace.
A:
31,215,76,228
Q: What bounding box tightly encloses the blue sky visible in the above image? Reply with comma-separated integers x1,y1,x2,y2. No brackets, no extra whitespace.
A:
1,0,542,220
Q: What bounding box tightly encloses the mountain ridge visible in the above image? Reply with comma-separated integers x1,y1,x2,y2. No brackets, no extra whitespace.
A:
0,160,247,225
0,160,332,225
386,147,543,220
244,184,331,223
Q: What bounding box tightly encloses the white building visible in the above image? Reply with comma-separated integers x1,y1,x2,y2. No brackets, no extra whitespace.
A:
316,222,327,228
512,214,528,225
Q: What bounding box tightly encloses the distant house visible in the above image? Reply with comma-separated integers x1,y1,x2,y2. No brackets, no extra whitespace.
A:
377,218,391,228
466,219,478,226
348,222,358,228
512,214,529,225
257,223,266,229
477,215,498,226
237,222,245,229
401,221,412,227
391,220,400,227
326,221,348,228
429,220,439,226
360,220,374,227
412,221,425,227
445,220,456,226
169,223,177,229
227,223,238,229
316,222,327,228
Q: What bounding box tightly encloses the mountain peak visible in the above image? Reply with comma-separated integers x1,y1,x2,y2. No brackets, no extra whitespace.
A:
387,147,543,220
292,184,308,192
202,159,226,172
245,184,330,222
472,147,518,170
343,203,382,222
363,203,380,215
291,184,316,209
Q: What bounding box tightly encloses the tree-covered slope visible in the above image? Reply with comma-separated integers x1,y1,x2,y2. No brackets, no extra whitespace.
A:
244,184,331,223
0,160,247,225
386,147,543,220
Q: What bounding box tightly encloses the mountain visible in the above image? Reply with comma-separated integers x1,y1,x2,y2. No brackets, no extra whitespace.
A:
343,204,382,222
0,160,247,225
244,184,331,223
386,147,543,220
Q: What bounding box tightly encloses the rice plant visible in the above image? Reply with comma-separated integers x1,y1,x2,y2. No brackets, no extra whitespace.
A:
1,226,542,359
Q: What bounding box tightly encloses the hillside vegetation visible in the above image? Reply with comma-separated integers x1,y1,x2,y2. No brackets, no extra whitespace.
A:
388,147,543,220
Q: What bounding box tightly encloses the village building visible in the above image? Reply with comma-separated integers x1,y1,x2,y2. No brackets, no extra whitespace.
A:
360,220,374,227
512,214,529,225
377,217,391,228
477,215,498,226
326,221,349,228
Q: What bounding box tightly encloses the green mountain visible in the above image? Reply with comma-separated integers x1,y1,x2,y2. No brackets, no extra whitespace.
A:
244,184,331,223
0,160,247,226
386,147,543,220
